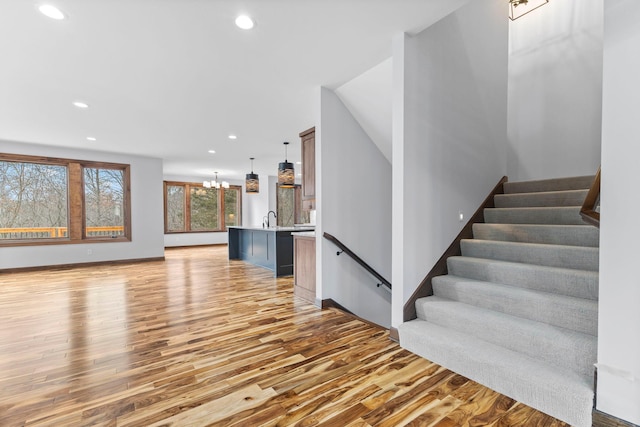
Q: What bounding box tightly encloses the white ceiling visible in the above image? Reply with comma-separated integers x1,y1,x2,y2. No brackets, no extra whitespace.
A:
0,0,465,181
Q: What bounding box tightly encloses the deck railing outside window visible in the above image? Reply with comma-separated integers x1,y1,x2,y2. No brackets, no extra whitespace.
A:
0,226,125,240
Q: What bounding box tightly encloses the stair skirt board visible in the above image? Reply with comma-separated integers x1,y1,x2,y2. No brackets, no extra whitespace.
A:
399,320,594,427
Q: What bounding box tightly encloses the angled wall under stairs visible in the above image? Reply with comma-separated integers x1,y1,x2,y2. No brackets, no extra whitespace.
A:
398,175,598,427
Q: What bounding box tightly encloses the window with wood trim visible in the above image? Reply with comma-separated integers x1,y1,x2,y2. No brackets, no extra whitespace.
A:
0,153,131,245
163,182,241,233
83,166,127,238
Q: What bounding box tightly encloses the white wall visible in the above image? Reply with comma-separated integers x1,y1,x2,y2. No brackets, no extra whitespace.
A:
317,87,392,328
244,175,275,229
392,0,508,327
597,1,640,424
0,140,164,269
335,58,393,163
507,0,603,181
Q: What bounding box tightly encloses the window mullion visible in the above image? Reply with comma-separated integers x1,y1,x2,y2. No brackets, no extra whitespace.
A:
184,184,192,232
220,188,225,230
68,162,84,240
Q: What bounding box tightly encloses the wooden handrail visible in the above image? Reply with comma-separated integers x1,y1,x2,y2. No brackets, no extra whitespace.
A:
580,167,600,228
323,232,391,291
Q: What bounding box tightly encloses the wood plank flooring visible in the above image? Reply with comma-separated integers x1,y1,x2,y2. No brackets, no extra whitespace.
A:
0,246,569,426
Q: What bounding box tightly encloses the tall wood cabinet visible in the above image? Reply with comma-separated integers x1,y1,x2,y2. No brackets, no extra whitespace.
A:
299,127,315,211
293,233,316,303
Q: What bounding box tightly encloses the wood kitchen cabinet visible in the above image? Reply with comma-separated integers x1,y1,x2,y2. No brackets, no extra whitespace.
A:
293,233,316,304
299,127,315,210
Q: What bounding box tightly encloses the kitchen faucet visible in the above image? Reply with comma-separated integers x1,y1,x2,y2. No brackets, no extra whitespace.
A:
267,210,277,228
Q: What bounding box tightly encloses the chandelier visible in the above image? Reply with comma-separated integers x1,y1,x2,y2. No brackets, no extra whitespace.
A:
509,0,549,20
203,172,229,189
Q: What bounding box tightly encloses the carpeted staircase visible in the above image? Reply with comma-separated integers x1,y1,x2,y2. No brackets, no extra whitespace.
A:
398,175,598,427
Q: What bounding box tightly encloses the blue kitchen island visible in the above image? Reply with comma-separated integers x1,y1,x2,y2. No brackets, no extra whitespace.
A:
228,226,315,277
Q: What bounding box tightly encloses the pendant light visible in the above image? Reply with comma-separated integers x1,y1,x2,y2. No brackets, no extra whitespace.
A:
245,157,259,193
278,141,295,188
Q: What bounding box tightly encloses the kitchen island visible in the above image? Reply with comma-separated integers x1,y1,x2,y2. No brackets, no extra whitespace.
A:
228,226,315,277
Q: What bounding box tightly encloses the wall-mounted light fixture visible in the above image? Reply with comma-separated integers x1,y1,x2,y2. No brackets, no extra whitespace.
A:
203,172,229,189
277,141,295,188
509,0,549,20
246,157,259,193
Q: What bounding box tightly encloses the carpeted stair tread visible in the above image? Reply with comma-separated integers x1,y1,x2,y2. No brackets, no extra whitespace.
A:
415,296,597,379
494,189,588,208
472,223,599,247
503,175,594,194
460,239,599,271
484,206,585,225
432,275,598,335
447,256,599,300
399,174,599,427
398,320,593,427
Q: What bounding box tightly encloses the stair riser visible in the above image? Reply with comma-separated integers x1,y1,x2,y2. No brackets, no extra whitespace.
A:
416,297,597,379
399,320,594,427
461,239,599,271
473,223,599,247
484,207,585,225
503,175,594,194
494,190,588,208
432,276,598,335
447,256,599,300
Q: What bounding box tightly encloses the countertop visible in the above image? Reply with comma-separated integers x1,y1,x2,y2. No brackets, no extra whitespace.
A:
228,225,315,232
292,231,316,238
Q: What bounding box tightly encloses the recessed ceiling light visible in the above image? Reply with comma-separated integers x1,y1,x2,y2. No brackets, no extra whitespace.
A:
235,15,254,30
86,137,97,142
39,4,66,20
296,161,302,165
228,134,237,140
208,150,216,154
73,101,89,109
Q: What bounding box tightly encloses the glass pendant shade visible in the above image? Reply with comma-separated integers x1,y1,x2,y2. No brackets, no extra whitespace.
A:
277,142,295,188
246,157,259,193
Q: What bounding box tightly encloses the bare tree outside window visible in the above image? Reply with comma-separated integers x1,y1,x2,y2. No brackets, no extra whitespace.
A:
84,167,125,237
164,182,241,232
166,185,185,232
224,187,239,227
0,153,131,246
190,187,218,231
0,160,68,239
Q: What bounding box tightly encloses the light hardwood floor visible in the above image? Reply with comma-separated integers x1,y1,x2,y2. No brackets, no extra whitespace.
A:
0,246,569,426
